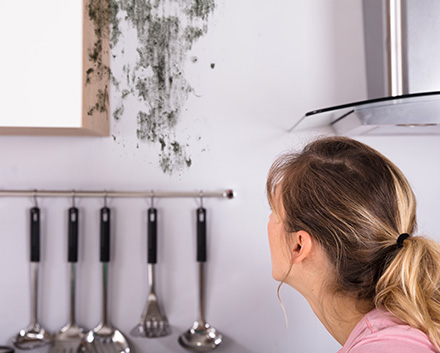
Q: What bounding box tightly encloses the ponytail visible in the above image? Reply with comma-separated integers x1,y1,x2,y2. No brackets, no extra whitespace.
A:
376,236,440,350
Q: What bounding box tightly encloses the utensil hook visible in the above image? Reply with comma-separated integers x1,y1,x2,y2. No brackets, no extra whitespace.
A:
150,190,155,208
103,191,108,208
71,190,76,208
199,190,204,208
33,190,39,208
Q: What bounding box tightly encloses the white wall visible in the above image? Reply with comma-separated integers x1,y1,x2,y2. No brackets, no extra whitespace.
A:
1,1,440,353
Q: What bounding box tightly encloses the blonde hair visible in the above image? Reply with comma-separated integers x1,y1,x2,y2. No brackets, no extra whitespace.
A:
267,136,440,349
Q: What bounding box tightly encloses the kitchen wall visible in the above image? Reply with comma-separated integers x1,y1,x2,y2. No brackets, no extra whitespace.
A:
1,1,440,353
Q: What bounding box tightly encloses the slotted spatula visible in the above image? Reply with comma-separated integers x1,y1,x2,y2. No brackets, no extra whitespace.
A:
13,207,52,350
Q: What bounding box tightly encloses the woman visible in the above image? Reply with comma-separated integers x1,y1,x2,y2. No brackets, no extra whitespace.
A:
266,136,440,352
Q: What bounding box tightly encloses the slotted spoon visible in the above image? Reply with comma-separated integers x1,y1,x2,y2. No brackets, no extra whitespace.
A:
78,207,130,353
131,207,170,338
51,207,85,353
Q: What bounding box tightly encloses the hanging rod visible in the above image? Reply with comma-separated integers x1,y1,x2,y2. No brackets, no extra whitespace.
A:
0,189,235,199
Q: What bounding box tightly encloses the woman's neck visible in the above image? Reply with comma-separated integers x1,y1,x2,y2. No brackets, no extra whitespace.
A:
284,234,374,346
307,292,371,345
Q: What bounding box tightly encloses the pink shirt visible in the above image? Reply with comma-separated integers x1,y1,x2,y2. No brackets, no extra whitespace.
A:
338,308,439,353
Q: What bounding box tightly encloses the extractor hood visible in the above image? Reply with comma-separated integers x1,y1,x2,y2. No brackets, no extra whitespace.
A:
290,0,440,135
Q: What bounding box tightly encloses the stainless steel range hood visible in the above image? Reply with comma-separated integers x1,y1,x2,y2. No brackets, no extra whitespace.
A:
290,0,440,135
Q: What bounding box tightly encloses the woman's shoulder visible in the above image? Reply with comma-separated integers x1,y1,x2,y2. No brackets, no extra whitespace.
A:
341,309,439,353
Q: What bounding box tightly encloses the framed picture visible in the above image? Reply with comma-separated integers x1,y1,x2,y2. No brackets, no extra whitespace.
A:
0,0,109,136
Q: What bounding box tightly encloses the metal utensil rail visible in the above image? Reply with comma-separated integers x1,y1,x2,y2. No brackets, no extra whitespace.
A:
0,189,235,200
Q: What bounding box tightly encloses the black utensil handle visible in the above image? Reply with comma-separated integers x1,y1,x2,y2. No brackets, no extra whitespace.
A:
148,208,157,264
100,207,111,262
68,207,79,263
30,207,40,262
197,207,207,262
0,346,14,353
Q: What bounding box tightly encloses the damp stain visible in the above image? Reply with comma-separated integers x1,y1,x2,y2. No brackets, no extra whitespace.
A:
110,0,215,174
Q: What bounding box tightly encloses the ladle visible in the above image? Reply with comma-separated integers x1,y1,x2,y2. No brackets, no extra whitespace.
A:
13,207,52,350
178,208,222,352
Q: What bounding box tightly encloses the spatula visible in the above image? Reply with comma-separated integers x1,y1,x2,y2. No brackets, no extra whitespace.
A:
13,207,52,350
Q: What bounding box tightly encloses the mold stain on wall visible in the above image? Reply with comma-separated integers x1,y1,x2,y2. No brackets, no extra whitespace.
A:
84,0,111,117
109,0,216,174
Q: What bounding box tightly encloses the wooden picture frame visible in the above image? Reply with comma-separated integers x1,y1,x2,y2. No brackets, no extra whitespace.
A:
0,0,110,136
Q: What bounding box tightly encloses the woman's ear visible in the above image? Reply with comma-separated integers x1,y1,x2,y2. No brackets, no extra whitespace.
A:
291,230,313,264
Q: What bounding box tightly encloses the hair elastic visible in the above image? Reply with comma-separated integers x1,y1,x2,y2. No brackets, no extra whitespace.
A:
397,233,411,248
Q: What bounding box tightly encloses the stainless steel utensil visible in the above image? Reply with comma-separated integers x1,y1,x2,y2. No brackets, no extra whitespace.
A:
178,208,222,352
51,208,85,353
130,208,170,338
78,207,130,353
13,207,52,350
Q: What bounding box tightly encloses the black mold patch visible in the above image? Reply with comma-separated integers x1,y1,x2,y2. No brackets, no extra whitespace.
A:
110,0,215,174
113,103,124,120
110,0,122,47
86,0,111,115
184,26,205,49
159,140,193,174
87,86,109,116
185,0,216,20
